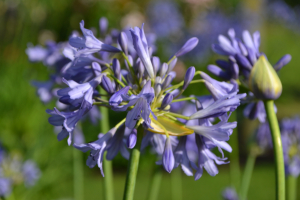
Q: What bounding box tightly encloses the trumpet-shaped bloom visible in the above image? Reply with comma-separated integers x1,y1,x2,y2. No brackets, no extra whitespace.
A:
74,128,117,176
69,20,120,57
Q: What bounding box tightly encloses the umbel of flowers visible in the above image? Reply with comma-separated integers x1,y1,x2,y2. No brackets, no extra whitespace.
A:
208,29,291,200
31,19,246,199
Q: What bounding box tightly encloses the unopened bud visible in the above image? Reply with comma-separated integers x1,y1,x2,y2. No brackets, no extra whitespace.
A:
175,37,199,57
161,93,173,110
249,55,282,100
183,67,195,90
118,32,128,55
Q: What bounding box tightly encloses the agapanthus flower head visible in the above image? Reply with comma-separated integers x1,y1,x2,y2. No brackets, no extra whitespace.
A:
209,28,291,122
29,19,245,179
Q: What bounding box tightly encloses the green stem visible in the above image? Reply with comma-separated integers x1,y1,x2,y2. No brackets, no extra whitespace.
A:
172,96,197,103
167,55,176,65
287,175,297,200
171,168,182,200
100,90,114,200
167,112,190,120
73,147,84,200
239,149,257,200
123,126,143,200
264,100,285,200
147,166,163,200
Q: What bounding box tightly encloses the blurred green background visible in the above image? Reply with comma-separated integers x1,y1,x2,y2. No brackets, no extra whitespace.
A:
1,0,300,199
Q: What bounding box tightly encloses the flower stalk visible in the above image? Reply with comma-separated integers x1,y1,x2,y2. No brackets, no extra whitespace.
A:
147,166,163,200
287,175,297,200
123,125,143,200
264,100,285,200
239,147,258,200
171,169,182,200
100,91,114,200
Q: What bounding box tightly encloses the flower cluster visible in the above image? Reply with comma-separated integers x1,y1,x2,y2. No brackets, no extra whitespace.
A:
0,145,40,197
208,29,291,123
28,19,246,180
255,116,300,177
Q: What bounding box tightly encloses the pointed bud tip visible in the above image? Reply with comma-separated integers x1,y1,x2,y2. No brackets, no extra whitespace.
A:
249,55,282,100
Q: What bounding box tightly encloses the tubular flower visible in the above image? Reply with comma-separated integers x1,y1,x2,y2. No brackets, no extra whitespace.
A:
28,19,245,179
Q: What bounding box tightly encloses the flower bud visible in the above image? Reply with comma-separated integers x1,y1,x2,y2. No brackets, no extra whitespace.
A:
112,58,121,80
162,75,173,90
118,32,128,55
155,84,161,96
183,67,195,90
101,75,115,94
160,63,168,77
92,62,102,76
175,37,199,57
163,137,175,173
249,55,282,100
152,56,160,75
273,54,291,71
127,129,137,149
137,61,145,78
167,57,177,74
161,93,173,110
124,55,133,71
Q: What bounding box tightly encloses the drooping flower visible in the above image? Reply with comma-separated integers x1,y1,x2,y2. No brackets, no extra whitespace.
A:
74,128,117,176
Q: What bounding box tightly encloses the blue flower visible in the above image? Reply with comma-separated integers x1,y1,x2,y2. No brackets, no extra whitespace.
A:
69,20,121,57
0,178,11,197
22,160,41,187
163,137,175,173
110,81,156,129
47,91,93,146
58,76,102,108
194,134,229,179
74,128,117,176
222,187,239,200
130,24,155,79
174,136,194,176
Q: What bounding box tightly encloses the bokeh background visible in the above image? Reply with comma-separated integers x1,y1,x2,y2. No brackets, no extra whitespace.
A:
1,0,300,199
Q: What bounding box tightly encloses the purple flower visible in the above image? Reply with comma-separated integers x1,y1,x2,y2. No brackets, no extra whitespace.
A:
58,76,102,108
211,28,291,82
26,45,48,62
69,20,120,57
163,137,175,173
110,81,156,129
22,160,41,187
130,24,155,79
160,93,173,110
222,187,239,200
0,178,11,197
174,136,194,176
194,135,229,179
127,129,137,149
47,91,93,146
182,67,195,90
31,79,54,103
175,37,199,57
74,128,117,176
106,127,129,160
